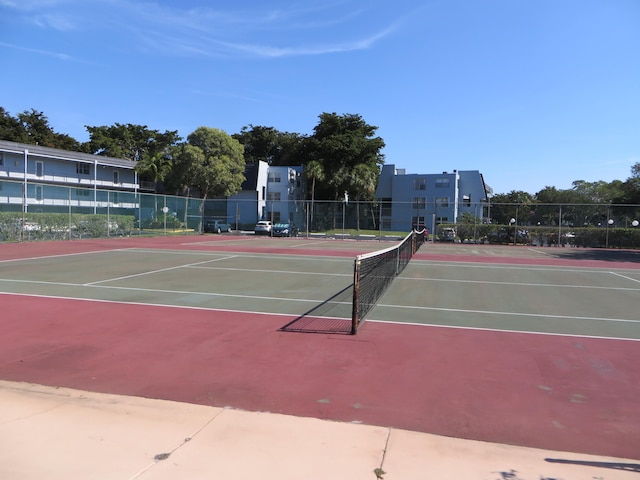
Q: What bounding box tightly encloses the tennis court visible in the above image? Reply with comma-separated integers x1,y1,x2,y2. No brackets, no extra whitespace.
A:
1,235,639,460
1,236,638,340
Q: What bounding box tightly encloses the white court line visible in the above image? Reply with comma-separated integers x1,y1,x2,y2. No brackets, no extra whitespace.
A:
181,237,256,246
0,290,634,341
0,248,131,264
84,255,238,286
121,248,350,262
411,260,639,274
610,271,640,284
0,280,347,305
395,276,640,291
189,265,352,277
526,247,558,257
0,287,351,320
366,319,640,343
373,303,640,325
1,276,634,325
0,279,79,287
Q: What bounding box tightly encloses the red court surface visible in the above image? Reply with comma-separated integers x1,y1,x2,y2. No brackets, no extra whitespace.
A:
1,236,639,460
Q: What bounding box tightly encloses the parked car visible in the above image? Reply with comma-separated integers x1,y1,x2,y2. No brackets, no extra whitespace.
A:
437,227,456,242
487,227,530,244
204,219,232,233
272,222,298,237
254,220,272,235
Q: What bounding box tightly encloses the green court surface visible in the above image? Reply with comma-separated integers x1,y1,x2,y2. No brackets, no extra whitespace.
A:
0,248,351,317
375,259,640,340
1,239,639,340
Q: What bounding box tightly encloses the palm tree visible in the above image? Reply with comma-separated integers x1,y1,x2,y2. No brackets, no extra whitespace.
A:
305,160,325,231
349,164,378,231
135,151,173,192
135,152,173,218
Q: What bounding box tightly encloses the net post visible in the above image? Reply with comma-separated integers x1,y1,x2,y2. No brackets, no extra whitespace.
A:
351,257,361,335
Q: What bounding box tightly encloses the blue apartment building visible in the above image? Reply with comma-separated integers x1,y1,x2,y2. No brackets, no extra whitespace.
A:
0,139,142,215
375,164,491,234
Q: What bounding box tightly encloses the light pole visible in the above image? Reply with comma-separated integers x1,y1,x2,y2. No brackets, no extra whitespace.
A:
605,218,614,248
510,218,516,246
342,191,348,238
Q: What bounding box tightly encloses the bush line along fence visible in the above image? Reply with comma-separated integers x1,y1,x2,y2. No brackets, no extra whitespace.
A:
1,179,639,248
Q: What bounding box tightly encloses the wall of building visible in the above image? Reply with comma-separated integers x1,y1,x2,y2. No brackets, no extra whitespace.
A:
263,165,304,225
0,140,139,214
375,164,489,233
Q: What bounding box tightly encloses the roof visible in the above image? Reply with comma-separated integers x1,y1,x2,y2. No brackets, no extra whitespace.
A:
0,139,135,169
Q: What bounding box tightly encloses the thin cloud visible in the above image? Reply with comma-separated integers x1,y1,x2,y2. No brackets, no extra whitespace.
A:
3,0,404,59
0,41,103,65
0,40,71,60
215,24,399,58
32,13,79,31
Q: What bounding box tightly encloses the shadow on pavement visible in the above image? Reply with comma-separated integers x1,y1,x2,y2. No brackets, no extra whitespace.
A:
546,458,640,472
279,284,353,334
547,248,640,263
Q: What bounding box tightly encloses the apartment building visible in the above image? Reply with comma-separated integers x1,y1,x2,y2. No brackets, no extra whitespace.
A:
375,164,491,233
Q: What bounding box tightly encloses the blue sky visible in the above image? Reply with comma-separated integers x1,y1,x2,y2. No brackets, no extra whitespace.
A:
1,0,638,195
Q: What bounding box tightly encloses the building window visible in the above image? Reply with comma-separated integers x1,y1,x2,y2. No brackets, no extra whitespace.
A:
435,178,449,188
35,185,43,201
36,161,44,177
0,153,4,166
113,171,120,184
268,172,281,182
412,197,426,209
412,216,425,229
267,191,281,201
436,197,449,207
112,192,119,205
272,212,281,223
76,163,90,175
76,189,90,197
413,178,426,190
463,194,471,207
380,198,392,217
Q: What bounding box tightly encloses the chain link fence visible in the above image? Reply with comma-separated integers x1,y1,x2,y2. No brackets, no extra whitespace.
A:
1,179,639,248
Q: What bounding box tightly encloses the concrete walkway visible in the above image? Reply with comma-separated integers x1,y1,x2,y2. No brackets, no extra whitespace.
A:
1,381,637,480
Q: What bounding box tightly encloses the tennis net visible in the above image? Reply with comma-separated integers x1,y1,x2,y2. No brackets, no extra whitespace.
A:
351,229,426,334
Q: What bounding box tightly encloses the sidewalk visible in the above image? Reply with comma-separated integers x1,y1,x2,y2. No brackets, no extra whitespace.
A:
0,381,637,480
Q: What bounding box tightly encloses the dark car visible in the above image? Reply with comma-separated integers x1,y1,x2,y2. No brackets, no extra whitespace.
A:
204,220,232,234
271,222,298,237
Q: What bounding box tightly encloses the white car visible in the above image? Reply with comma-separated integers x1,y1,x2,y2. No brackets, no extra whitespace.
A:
254,221,272,235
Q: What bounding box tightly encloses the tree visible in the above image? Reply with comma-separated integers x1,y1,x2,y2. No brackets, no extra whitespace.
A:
348,163,378,230
304,113,385,202
84,123,180,163
232,125,279,164
488,191,534,225
173,127,245,231
232,125,305,166
0,108,81,150
620,162,640,205
0,107,28,143
304,160,325,230
132,130,182,192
